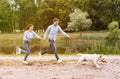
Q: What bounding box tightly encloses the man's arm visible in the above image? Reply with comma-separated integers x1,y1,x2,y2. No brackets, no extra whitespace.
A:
59,26,70,38
43,26,51,40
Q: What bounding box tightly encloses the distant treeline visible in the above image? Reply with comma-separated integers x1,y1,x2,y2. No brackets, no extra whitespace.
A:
0,0,120,32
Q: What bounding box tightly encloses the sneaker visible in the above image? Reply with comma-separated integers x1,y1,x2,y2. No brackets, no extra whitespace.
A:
16,47,21,54
57,59,62,63
23,61,28,64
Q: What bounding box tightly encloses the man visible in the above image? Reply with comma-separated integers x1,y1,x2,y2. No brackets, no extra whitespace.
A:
39,18,70,63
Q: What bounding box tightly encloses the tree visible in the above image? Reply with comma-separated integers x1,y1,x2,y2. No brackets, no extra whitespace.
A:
0,0,13,32
1,0,120,32
15,0,38,30
85,0,120,30
36,0,73,30
67,8,92,32
106,21,119,42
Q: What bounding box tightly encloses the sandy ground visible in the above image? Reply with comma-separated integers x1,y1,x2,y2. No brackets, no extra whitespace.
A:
0,55,120,79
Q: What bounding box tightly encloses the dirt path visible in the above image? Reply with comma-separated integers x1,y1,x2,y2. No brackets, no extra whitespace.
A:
0,55,120,79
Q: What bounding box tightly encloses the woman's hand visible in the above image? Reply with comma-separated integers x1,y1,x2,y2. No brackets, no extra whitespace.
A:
25,39,31,42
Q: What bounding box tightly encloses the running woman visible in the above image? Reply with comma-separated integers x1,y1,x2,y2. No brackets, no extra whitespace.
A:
39,18,70,63
16,24,42,64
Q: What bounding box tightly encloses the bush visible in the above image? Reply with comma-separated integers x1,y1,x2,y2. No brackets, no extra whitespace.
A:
106,21,119,41
67,8,92,31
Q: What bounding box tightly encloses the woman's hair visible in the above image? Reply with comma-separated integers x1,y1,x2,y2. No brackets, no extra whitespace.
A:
24,24,33,31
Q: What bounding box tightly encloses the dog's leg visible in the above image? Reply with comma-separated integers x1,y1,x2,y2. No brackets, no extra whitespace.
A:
93,60,101,69
77,57,84,64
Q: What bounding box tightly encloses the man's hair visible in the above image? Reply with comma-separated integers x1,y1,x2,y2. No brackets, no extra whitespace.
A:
53,18,59,22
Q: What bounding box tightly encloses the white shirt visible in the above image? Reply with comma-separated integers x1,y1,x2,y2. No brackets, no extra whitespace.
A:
44,24,70,41
23,30,40,42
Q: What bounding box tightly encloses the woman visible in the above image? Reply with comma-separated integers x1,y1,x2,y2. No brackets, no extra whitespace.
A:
16,24,42,64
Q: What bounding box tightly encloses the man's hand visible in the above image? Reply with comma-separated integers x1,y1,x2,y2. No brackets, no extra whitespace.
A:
38,37,43,40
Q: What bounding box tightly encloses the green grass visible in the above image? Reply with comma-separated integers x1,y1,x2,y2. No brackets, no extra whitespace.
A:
0,31,108,40
0,31,120,55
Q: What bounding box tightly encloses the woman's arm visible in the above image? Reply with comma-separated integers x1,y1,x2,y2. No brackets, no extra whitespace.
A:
32,31,41,39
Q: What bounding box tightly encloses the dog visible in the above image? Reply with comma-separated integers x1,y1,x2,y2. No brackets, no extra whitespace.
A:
77,54,107,69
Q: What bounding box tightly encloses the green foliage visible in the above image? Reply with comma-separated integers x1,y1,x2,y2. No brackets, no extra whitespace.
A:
0,0,13,32
0,0,120,32
85,0,120,30
106,21,119,41
36,0,73,29
67,8,92,31
15,0,38,30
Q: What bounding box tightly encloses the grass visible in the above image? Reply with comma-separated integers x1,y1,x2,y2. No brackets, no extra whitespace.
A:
0,31,120,55
0,31,108,40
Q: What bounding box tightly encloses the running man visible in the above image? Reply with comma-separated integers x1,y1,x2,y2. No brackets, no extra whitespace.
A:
39,18,70,63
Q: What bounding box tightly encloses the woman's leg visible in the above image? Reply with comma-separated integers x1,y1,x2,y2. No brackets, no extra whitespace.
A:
21,42,30,61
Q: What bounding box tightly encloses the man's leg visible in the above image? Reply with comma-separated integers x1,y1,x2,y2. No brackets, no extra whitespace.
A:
41,42,52,55
50,40,59,60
